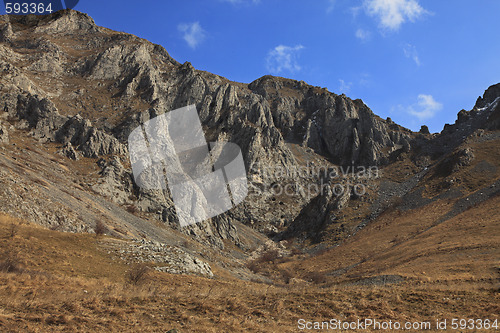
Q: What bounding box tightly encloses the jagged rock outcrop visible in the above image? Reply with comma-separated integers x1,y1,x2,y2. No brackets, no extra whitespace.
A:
92,156,133,204
451,83,500,132
419,125,430,134
455,147,475,170
58,142,80,160
248,76,413,166
5,94,128,157
475,83,500,109
411,82,500,164
90,155,240,249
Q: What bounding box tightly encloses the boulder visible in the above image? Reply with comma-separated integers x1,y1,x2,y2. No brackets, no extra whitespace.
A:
58,142,80,160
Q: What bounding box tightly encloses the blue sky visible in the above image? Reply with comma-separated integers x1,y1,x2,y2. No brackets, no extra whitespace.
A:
4,0,500,133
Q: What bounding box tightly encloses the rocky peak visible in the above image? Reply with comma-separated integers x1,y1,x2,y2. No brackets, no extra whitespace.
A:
474,82,500,109
248,75,310,99
444,82,500,133
6,9,98,35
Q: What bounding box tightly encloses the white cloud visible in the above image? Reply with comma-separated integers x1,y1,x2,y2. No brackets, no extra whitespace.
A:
338,79,352,94
266,45,304,74
350,6,363,19
358,73,371,87
405,94,442,120
403,43,420,66
178,22,206,49
327,0,336,13
355,28,371,41
363,0,428,31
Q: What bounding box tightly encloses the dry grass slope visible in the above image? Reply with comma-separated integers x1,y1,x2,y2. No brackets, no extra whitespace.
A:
0,208,498,332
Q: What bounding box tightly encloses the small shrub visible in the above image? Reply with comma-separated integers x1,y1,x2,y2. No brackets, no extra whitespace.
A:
45,314,69,325
0,252,24,273
94,220,108,236
126,263,150,285
246,261,260,273
247,249,281,273
258,249,280,263
281,268,294,284
7,223,19,238
126,204,138,214
308,271,327,284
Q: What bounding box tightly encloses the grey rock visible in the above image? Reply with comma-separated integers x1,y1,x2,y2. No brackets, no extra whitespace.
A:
92,156,133,205
302,119,322,152
107,239,213,277
0,121,8,144
33,10,99,35
249,76,413,166
454,147,475,171
475,82,500,109
419,125,430,134
58,142,80,160
13,94,128,158
78,127,127,158
0,17,13,42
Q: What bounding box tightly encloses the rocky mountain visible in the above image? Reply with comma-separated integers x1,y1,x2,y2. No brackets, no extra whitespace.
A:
0,10,413,239
0,9,499,333
0,10,499,280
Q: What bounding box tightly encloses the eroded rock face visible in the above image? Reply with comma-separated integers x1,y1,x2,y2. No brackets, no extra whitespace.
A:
92,156,132,204
58,142,80,160
4,94,128,157
0,105,9,145
2,9,499,256
248,76,413,166
278,174,356,243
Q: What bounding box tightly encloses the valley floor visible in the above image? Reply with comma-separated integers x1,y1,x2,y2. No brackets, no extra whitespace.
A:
0,211,498,332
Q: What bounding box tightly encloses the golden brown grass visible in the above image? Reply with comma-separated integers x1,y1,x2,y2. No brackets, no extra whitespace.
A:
1,209,498,332
283,195,500,284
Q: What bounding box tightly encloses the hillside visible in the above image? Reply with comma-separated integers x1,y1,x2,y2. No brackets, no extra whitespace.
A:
0,212,498,332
